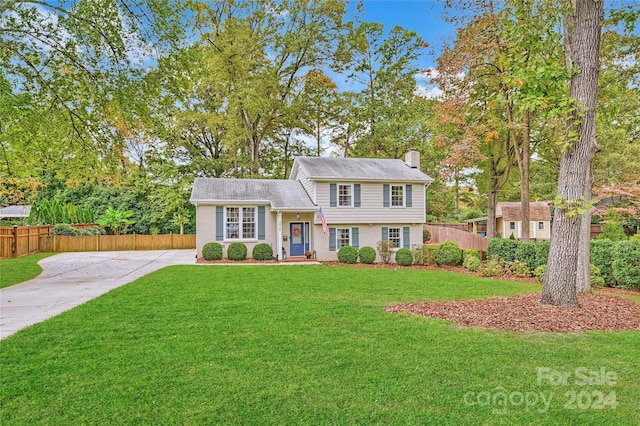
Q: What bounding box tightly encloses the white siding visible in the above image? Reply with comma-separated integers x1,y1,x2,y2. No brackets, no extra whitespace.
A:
291,165,316,203
316,181,425,224
313,223,424,262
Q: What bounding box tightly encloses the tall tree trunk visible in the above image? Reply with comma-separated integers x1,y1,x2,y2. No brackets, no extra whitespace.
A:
540,0,603,307
520,110,531,241
454,172,460,219
576,165,594,293
487,186,497,239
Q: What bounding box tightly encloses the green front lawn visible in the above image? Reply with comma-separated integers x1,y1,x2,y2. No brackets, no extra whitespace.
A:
1,265,638,424
0,253,54,288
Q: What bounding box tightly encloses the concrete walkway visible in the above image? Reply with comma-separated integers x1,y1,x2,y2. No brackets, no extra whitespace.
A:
0,250,195,340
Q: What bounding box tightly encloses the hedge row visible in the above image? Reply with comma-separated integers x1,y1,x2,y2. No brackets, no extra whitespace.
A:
202,242,273,261
489,238,640,289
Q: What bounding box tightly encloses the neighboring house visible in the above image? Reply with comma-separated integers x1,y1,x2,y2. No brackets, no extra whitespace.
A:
0,205,31,220
190,151,434,261
496,202,551,240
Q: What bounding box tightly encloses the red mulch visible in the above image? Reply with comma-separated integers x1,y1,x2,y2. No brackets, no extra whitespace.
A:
385,292,640,332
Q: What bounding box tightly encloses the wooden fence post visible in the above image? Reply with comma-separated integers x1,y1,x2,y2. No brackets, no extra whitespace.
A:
170,232,173,249
11,225,18,258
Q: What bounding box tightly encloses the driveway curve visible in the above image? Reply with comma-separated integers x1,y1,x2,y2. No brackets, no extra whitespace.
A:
0,250,195,340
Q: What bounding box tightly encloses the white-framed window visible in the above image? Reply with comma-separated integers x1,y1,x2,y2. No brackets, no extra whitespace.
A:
538,222,544,230
388,227,401,248
336,228,350,249
338,184,352,207
391,185,404,207
509,222,516,230
225,207,257,240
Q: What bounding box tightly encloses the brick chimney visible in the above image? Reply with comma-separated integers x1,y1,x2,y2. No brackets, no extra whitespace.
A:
405,149,420,169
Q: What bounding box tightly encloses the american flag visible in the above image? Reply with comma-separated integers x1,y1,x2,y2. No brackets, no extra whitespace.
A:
317,207,329,236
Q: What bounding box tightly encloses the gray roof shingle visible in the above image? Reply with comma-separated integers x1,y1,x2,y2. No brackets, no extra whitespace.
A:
0,205,31,218
190,178,316,209
294,157,433,182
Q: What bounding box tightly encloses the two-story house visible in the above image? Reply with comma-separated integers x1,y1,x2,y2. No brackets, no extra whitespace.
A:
190,151,433,261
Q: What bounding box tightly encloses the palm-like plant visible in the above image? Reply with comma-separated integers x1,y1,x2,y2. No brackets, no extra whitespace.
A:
97,206,135,235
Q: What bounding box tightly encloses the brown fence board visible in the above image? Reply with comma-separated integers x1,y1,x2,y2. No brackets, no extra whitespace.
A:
2,225,195,257
425,225,490,252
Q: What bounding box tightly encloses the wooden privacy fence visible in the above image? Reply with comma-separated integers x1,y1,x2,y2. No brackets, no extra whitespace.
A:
425,225,490,252
0,225,195,258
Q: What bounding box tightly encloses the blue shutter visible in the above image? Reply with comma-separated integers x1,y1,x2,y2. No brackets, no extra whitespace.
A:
382,227,388,241
403,226,410,248
352,227,359,249
329,227,336,251
383,184,390,207
216,206,224,241
354,184,361,207
406,184,412,207
330,184,337,207
257,206,265,240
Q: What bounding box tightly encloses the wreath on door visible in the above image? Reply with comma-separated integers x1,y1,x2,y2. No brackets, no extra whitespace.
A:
292,227,301,237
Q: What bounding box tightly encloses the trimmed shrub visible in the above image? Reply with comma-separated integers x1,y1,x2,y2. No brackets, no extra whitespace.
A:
612,240,640,289
423,229,431,242
377,241,393,264
51,223,80,236
395,248,413,266
515,242,537,269
533,241,550,270
590,264,605,288
338,245,358,264
84,226,106,235
590,239,615,286
432,240,463,266
535,265,547,283
479,258,503,277
509,260,532,278
252,243,273,261
412,245,425,265
487,239,518,263
463,256,481,272
202,242,223,261
463,249,481,262
227,242,247,261
358,246,376,264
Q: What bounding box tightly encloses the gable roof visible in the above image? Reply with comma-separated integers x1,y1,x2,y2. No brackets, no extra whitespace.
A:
190,178,316,210
0,205,31,218
292,157,433,182
496,202,551,221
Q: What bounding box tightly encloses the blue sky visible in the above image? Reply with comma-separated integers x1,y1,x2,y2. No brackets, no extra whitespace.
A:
348,0,454,70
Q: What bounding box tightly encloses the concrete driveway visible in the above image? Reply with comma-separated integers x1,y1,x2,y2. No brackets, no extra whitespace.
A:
0,250,195,340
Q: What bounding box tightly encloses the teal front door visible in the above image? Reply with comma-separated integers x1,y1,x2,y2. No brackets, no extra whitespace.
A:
289,222,309,256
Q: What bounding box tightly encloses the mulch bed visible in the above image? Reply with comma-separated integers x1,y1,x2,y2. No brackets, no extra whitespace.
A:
385,292,640,333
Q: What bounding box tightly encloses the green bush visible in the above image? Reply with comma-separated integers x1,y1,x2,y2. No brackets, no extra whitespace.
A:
515,242,537,269
479,258,503,277
412,245,425,265
463,256,481,272
590,264,605,288
358,246,376,264
535,265,547,283
590,239,615,286
377,241,393,264
83,226,105,235
631,234,640,241
599,210,627,241
395,248,413,266
338,245,358,264
533,241,550,270
423,229,431,242
509,260,532,278
202,242,223,261
432,240,463,266
51,223,80,236
252,243,273,261
487,239,518,263
612,240,640,289
227,242,247,261
463,249,481,262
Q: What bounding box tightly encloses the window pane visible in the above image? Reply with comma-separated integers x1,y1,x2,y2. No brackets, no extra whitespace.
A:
226,207,239,239
539,222,544,230
338,185,352,206
337,228,350,249
243,207,255,239
391,185,403,206
389,227,400,248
